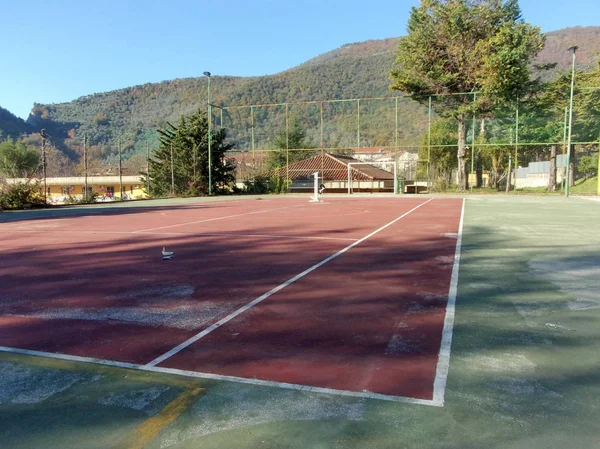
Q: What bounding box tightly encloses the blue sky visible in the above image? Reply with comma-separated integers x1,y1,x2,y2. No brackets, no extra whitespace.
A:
1,0,598,119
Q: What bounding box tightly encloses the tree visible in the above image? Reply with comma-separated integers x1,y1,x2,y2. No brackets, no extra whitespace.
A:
419,119,457,187
0,139,40,178
142,108,234,197
578,155,598,180
266,120,314,170
390,0,545,189
574,61,600,145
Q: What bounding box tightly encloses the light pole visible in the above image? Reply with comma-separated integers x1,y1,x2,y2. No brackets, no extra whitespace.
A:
565,46,577,197
203,71,213,195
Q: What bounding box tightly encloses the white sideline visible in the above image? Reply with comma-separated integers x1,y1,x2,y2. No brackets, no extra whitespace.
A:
0,345,439,406
431,198,465,407
146,198,434,367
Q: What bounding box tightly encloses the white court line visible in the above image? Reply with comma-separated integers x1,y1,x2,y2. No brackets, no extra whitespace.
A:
147,198,434,367
0,346,438,406
431,198,465,407
133,204,304,233
0,229,358,242
147,232,359,242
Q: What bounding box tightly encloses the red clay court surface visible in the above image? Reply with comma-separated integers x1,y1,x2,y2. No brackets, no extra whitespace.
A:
0,197,464,405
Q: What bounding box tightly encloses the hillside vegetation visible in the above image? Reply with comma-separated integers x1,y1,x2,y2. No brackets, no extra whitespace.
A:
0,106,32,140
2,26,599,167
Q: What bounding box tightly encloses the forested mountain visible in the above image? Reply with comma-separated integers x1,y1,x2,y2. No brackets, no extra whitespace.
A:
0,106,33,140
2,26,598,166
537,27,600,71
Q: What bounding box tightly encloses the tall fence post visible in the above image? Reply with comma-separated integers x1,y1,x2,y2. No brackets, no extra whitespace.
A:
471,93,477,192
357,99,361,150
562,106,568,192
597,145,600,196
515,96,519,176
251,105,255,171
427,96,432,190
285,103,289,190
395,97,399,154
320,101,324,176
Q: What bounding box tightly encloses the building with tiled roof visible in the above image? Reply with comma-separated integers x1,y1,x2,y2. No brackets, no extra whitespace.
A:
267,152,395,192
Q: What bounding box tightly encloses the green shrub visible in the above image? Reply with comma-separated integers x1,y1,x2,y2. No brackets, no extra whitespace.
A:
63,192,100,204
578,155,598,179
244,175,273,194
0,181,47,210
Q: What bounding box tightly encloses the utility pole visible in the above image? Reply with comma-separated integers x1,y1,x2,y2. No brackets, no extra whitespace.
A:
83,134,88,201
41,129,48,202
170,142,175,197
146,142,150,196
118,139,123,199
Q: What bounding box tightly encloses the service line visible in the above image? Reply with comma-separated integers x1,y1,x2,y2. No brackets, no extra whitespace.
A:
0,229,358,242
132,204,305,233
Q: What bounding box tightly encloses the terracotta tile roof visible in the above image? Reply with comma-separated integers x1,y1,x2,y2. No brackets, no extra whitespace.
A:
267,153,394,181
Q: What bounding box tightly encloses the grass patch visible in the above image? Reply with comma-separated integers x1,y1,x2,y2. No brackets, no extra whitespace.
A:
570,176,598,195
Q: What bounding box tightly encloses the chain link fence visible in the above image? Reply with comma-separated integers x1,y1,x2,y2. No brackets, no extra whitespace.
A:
217,87,599,195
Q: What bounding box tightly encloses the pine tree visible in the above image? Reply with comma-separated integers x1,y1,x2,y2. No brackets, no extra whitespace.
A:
266,120,313,170
142,108,234,197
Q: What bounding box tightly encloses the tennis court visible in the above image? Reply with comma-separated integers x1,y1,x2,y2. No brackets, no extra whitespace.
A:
3,194,600,449
0,196,463,405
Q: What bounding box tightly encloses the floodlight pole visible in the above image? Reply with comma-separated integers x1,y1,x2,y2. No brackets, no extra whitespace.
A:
565,46,577,198
204,71,213,195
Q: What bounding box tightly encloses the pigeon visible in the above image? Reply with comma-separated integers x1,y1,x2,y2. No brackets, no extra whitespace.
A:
162,247,174,260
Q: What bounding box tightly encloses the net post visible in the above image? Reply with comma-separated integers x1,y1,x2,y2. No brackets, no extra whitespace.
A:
310,171,321,203
347,164,351,195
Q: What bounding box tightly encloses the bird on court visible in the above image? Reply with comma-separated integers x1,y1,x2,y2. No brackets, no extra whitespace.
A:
162,247,174,260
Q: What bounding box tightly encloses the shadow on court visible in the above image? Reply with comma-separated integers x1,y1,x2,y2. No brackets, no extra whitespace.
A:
0,196,599,448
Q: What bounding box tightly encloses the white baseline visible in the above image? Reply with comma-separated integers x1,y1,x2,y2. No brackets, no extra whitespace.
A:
0,346,437,406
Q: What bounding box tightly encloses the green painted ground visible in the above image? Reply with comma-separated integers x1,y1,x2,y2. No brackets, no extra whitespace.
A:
1,195,599,448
